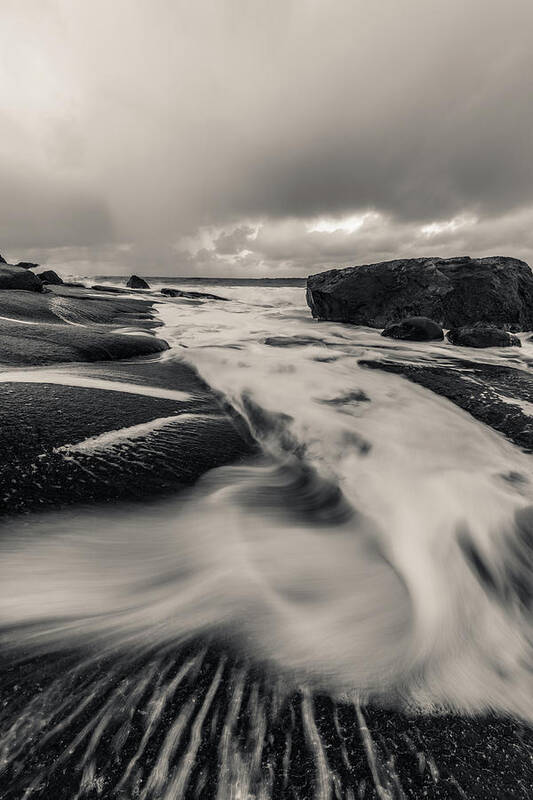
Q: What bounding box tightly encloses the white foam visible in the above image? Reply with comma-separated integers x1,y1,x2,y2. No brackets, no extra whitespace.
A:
0,369,192,401
0,315,40,325
56,413,214,453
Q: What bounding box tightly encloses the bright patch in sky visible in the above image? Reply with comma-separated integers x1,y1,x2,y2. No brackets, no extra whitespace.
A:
307,212,378,234
421,215,477,237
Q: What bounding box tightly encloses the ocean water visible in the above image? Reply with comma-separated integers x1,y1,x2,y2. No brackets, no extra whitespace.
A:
1,281,533,797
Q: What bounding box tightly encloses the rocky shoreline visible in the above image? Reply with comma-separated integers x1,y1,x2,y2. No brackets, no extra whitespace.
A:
1,260,533,799
0,278,256,516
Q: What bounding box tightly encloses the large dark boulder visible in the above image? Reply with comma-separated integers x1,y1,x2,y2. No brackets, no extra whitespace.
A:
36,269,63,285
16,261,39,269
447,323,521,348
127,275,150,289
0,263,43,292
381,316,444,341
307,256,533,330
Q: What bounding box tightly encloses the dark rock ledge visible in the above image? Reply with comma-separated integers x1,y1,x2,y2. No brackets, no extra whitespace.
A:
360,358,533,452
0,358,256,516
0,285,168,366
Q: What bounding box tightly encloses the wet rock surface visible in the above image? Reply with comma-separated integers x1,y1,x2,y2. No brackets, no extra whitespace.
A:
0,358,256,515
382,316,444,341
0,262,43,292
447,322,522,348
0,642,532,800
307,255,533,329
161,287,229,301
0,285,170,365
361,357,533,452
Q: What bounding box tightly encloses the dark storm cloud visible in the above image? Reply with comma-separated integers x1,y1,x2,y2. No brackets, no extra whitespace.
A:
1,0,533,273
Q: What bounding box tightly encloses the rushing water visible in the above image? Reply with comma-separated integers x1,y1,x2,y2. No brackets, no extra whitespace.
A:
1,283,533,797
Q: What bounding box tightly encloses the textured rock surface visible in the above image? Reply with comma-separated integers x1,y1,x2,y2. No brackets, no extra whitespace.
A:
37,269,63,285
360,358,533,452
127,274,150,289
91,284,125,293
0,262,43,291
0,287,168,365
307,256,533,330
0,359,254,515
447,323,521,348
382,316,444,341
161,287,228,300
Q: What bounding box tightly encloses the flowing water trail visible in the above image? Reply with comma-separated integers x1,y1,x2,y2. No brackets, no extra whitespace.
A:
1,284,533,797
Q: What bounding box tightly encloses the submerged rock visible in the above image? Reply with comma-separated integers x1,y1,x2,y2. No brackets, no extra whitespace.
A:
36,269,63,285
91,284,124,293
447,323,521,348
161,287,228,301
264,335,324,347
127,275,150,289
382,316,444,341
0,263,43,292
307,256,533,330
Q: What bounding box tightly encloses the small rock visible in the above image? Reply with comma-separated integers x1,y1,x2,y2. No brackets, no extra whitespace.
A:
16,262,39,270
36,270,63,285
160,287,228,301
447,323,521,348
91,285,124,293
127,275,150,289
382,316,444,341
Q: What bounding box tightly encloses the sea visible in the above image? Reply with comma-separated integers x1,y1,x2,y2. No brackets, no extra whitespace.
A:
1,276,533,797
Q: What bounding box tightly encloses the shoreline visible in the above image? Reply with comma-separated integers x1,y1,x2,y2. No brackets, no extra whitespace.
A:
0,285,256,515
1,283,533,798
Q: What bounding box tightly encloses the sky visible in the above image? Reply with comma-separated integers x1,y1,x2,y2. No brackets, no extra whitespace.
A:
1,0,533,277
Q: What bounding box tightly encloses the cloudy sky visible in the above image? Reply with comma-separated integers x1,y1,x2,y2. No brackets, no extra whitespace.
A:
1,0,533,276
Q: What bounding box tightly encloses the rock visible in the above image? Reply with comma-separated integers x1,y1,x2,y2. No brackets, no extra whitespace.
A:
447,323,521,348
264,335,324,347
381,316,444,341
91,284,125,293
0,358,256,515
36,269,63,285
0,315,169,366
127,275,150,289
160,287,228,301
0,263,43,292
307,256,533,330
16,261,39,269
360,358,533,452
0,253,6,264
